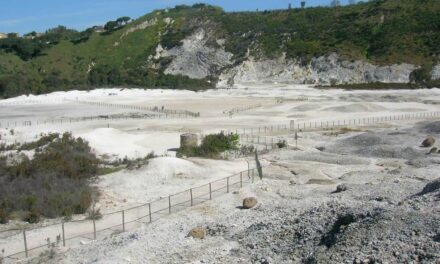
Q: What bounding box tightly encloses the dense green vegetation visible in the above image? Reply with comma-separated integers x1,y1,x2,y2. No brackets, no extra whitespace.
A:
0,133,98,223
0,0,439,98
178,132,239,158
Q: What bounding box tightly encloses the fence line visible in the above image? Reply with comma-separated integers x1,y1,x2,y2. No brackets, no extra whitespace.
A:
232,111,440,137
0,111,200,129
223,104,262,116
0,168,259,262
68,99,200,118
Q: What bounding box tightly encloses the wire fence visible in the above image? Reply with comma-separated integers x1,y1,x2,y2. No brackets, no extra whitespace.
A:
232,111,440,137
0,168,259,263
69,99,200,117
0,111,199,129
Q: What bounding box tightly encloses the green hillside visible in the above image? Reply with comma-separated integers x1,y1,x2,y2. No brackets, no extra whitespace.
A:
0,0,439,98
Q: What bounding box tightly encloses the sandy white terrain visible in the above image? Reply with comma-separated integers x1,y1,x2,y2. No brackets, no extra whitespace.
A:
0,84,439,263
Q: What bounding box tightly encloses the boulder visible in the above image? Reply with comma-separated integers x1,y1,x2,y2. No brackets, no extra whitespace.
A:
335,184,348,193
189,227,206,239
422,136,435,147
243,197,258,209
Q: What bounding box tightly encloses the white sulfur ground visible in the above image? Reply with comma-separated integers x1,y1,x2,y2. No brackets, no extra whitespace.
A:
96,157,249,212
0,84,439,262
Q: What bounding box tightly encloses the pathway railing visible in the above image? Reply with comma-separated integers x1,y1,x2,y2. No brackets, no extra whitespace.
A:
0,168,258,263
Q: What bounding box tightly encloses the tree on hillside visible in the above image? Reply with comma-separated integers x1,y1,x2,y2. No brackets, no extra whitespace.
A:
116,16,131,27
104,21,119,32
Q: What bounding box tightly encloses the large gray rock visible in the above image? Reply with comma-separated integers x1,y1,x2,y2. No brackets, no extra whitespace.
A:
217,53,416,87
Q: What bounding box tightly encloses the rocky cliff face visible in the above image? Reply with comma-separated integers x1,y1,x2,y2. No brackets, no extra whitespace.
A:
217,53,416,87
153,29,418,87
154,28,234,80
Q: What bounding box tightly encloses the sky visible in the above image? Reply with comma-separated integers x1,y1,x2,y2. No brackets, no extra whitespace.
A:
0,0,349,34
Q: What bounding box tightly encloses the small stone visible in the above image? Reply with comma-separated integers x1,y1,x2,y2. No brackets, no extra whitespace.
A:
422,136,435,147
243,197,258,209
334,184,348,193
189,227,206,239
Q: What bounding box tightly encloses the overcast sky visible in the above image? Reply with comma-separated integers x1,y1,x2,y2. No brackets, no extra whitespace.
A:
0,0,353,34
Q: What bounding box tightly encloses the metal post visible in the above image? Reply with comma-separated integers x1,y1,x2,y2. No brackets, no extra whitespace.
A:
62,222,66,247
168,195,171,214
23,229,28,258
209,183,212,200
148,203,152,223
93,218,97,240
240,172,243,187
227,177,230,193
122,210,125,232
190,189,193,206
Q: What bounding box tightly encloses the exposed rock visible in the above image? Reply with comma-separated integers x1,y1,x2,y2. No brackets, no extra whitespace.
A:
217,53,416,87
121,18,158,38
243,197,258,209
422,136,435,147
432,64,440,80
334,184,348,193
419,178,440,195
157,28,234,79
189,227,206,239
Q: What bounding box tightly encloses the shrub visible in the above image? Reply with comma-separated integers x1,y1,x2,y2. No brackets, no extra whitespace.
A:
410,64,432,87
276,140,288,148
0,133,99,223
240,145,255,156
178,132,239,158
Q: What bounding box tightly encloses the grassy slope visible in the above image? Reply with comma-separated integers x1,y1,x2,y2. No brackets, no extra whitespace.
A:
0,0,439,97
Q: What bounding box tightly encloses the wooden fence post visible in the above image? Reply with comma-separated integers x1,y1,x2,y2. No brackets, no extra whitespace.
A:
190,189,193,206
93,218,97,240
168,196,172,214
227,177,230,193
62,222,66,247
209,183,212,200
240,172,243,188
23,229,28,258
122,210,125,232
148,203,152,223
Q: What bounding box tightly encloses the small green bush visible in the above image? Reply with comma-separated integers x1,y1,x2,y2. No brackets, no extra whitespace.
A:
178,132,239,158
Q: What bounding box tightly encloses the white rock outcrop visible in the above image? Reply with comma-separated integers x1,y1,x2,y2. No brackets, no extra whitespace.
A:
432,65,440,80
155,29,234,79
121,18,158,39
217,53,416,87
